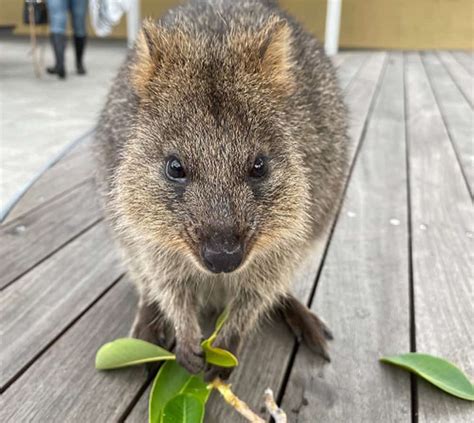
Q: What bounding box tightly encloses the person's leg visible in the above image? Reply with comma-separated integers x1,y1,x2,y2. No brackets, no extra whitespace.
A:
70,0,88,74
47,0,68,78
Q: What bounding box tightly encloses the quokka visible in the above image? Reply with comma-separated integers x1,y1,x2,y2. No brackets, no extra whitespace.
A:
95,0,348,380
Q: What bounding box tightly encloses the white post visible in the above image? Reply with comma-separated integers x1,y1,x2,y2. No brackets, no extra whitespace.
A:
324,0,342,56
127,0,141,48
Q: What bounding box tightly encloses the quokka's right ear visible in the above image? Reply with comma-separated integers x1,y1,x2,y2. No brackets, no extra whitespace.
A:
130,18,165,97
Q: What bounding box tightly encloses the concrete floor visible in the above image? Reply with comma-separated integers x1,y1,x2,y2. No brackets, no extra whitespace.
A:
0,36,127,218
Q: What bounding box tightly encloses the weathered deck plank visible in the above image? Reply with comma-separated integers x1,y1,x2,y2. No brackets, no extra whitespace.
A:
3,133,96,223
0,180,101,290
280,52,411,422
335,52,368,91
437,51,474,107
451,51,474,75
0,279,147,422
128,52,388,423
422,52,474,196
405,52,474,423
0,222,124,389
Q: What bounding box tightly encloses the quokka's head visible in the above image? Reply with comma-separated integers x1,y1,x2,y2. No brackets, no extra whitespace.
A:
115,17,311,274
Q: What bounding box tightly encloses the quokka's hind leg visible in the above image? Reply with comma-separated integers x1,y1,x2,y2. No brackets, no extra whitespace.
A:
280,294,333,361
130,298,175,351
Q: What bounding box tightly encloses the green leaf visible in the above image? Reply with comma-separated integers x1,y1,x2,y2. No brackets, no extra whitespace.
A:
381,353,474,401
95,338,175,370
214,307,230,335
180,376,212,404
161,394,205,423
204,308,230,346
201,341,239,368
201,308,239,368
149,361,210,423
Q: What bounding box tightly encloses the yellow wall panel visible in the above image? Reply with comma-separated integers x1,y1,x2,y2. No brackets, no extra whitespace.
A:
338,0,473,50
1,0,472,50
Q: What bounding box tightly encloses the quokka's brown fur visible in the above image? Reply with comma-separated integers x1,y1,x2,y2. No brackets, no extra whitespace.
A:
95,0,348,380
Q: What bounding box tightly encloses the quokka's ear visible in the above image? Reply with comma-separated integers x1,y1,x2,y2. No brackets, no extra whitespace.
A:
258,17,294,90
130,18,167,96
235,16,295,94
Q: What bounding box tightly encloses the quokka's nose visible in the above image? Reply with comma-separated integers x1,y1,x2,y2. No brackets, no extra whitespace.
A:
201,233,244,273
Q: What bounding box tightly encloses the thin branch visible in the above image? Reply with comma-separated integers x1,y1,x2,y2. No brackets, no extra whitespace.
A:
210,378,265,423
264,388,287,423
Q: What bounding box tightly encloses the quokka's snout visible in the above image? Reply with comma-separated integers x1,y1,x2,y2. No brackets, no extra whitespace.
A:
200,229,244,274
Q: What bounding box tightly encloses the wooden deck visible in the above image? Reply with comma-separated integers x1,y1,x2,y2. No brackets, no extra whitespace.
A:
1,51,473,422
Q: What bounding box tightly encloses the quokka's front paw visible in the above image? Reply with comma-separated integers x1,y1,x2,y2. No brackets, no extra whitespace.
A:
130,307,174,351
175,342,206,375
131,310,175,376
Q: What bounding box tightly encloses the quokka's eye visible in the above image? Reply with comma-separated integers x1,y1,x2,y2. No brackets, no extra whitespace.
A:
165,156,187,182
249,156,267,179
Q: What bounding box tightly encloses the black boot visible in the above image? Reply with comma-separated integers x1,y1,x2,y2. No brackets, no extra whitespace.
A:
74,36,87,75
46,33,66,79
